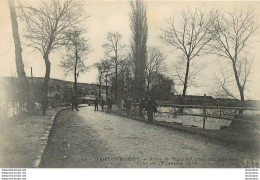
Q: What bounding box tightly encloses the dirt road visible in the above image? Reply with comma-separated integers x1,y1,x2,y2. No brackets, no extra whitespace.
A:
39,106,259,168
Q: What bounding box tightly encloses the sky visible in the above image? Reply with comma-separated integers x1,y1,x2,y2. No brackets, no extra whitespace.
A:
0,0,260,100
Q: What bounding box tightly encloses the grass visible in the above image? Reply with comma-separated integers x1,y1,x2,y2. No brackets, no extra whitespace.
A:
0,108,65,168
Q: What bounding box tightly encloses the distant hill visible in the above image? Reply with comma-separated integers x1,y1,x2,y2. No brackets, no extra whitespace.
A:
0,77,110,102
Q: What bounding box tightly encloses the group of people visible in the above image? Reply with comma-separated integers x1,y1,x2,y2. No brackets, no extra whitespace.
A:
123,96,158,124
71,94,158,123
94,97,112,113
140,97,158,123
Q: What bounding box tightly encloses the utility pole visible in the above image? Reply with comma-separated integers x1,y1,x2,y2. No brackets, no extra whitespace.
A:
105,71,108,99
30,67,35,111
31,67,33,84
203,94,207,130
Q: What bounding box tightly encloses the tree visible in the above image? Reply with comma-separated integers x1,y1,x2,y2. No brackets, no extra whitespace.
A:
95,62,103,99
172,56,206,92
210,10,258,114
150,73,174,101
22,0,87,114
124,57,135,93
95,59,111,99
129,0,148,100
7,0,34,111
161,9,214,106
102,32,125,101
117,58,131,98
145,47,165,92
121,53,135,97
60,29,89,103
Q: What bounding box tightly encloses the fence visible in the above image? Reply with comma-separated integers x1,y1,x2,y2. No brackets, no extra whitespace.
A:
130,102,260,130
158,104,260,129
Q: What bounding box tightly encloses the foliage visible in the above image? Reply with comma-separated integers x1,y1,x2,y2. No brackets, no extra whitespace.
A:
149,73,174,101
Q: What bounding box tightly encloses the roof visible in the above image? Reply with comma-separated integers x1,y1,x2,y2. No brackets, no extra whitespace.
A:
172,95,214,101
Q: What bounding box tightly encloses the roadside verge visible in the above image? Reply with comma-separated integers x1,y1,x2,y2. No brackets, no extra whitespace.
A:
0,107,69,168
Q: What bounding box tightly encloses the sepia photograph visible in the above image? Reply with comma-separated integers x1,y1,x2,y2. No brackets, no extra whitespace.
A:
0,0,259,171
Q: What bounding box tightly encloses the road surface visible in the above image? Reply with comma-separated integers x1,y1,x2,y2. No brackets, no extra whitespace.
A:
39,106,259,168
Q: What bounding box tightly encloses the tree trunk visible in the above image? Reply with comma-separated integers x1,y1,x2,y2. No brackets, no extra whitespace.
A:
105,73,108,99
42,54,51,114
232,61,244,114
180,58,190,113
238,88,245,114
135,51,146,101
8,0,34,111
111,80,114,99
8,0,26,78
115,63,118,101
182,59,190,97
74,49,78,104
147,77,150,93
121,70,124,97
98,75,102,99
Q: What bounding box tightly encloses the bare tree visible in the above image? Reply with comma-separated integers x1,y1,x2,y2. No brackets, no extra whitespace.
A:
102,32,125,101
210,10,258,113
95,62,103,99
60,29,89,103
161,9,214,105
21,0,88,114
145,47,165,92
95,59,111,99
172,57,206,91
7,0,34,111
129,0,148,100
216,66,240,99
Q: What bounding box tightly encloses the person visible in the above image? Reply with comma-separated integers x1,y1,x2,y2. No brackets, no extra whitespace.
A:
146,97,157,124
100,97,105,112
139,97,145,117
121,99,125,112
71,95,79,111
107,98,113,113
125,97,132,116
94,97,99,111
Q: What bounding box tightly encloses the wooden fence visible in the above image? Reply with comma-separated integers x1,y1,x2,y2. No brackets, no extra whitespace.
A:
131,102,260,130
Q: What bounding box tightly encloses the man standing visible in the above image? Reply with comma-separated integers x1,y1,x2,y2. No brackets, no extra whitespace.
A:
146,97,157,124
139,97,145,117
107,98,112,113
100,97,105,112
94,96,99,111
71,95,79,111
125,97,132,116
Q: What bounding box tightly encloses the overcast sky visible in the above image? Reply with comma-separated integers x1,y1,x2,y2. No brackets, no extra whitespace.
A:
0,0,260,100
